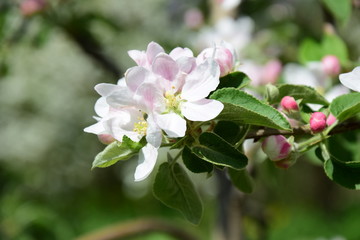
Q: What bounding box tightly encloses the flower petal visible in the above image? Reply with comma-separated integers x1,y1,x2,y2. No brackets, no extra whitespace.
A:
181,59,220,101
146,42,165,64
125,66,149,92
95,83,118,96
169,47,194,60
94,97,109,117
84,121,106,135
134,144,158,182
152,53,179,81
146,114,162,148
128,50,147,66
155,113,186,138
182,99,224,121
177,56,196,74
339,66,360,92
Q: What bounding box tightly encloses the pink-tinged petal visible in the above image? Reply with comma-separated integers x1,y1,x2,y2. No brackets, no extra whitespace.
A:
177,57,196,74
181,99,224,121
134,144,158,181
339,66,360,92
146,115,162,148
84,121,106,135
169,47,194,60
181,59,220,101
95,83,118,96
94,97,109,117
152,53,179,81
125,66,149,92
128,50,147,66
106,87,134,108
133,82,166,112
146,42,165,64
155,113,186,138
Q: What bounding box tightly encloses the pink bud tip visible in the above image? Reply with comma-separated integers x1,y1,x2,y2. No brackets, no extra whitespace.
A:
280,96,299,113
20,0,46,16
326,114,337,127
98,134,116,145
310,112,327,133
261,135,292,161
197,45,234,77
322,55,341,77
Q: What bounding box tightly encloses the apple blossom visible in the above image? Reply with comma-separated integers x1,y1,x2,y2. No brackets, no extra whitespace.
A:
261,135,292,161
339,66,360,92
326,114,337,127
310,112,327,133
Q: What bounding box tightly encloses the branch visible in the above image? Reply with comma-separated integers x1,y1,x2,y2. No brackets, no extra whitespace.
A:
75,218,199,240
245,120,360,139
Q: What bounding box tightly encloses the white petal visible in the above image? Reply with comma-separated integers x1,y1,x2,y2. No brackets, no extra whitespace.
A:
177,57,196,74
106,86,134,108
146,115,162,148
181,59,220,101
155,113,186,138
182,99,224,121
134,144,158,182
128,50,147,66
84,121,106,134
95,83,118,96
325,84,350,101
125,66,149,92
282,63,319,88
146,42,165,64
339,66,360,92
94,97,109,117
169,47,194,60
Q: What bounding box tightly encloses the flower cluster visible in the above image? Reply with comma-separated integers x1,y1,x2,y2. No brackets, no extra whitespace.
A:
84,42,230,181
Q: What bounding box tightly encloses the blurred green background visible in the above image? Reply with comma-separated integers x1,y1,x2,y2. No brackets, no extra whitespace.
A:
1,0,360,239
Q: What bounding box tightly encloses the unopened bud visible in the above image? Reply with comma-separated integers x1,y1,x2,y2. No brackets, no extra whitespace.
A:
322,55,341,77
310,112,327,133
20,0,46,17
98,134,116,145
280,96,299,113
261,59,282,84
326,114,337,127
261,135,292,161
197,44,234,77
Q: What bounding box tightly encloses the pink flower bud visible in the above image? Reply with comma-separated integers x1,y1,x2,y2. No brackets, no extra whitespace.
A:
98,134,116,145
322,55,341,77
310,112,327,133
197,45,234,77
261,59,282,84
280,96,299,113
20,0,46,17
326,114,337,127
261,135,292,161
184,8,204,29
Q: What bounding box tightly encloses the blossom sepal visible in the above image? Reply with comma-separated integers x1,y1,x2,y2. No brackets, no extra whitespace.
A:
92,136,146,169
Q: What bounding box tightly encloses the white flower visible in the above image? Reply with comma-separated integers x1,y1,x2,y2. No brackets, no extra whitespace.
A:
339,66,360,92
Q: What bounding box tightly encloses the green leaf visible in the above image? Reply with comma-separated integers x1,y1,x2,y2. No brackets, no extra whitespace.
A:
324,159,360,190
153,162,203,224
228,168,254,193
298,38,323,64
270,84,329,106
92,136,145,169
211,88,291,130
217,72,251,90
322,0,351,24
182,146,213,173
330,92,360,122
322,34,349,65
214,121,242,145
192,132,248,170
320,132,360,189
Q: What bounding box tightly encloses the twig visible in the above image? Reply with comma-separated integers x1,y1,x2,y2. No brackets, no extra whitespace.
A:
75,218,199,240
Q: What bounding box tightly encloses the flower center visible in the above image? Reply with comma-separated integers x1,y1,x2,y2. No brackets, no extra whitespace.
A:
133,116,148,136
164,91,182,114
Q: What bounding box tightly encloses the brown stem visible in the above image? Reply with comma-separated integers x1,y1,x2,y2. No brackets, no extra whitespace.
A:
75,218,199,240
245,120,360,139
